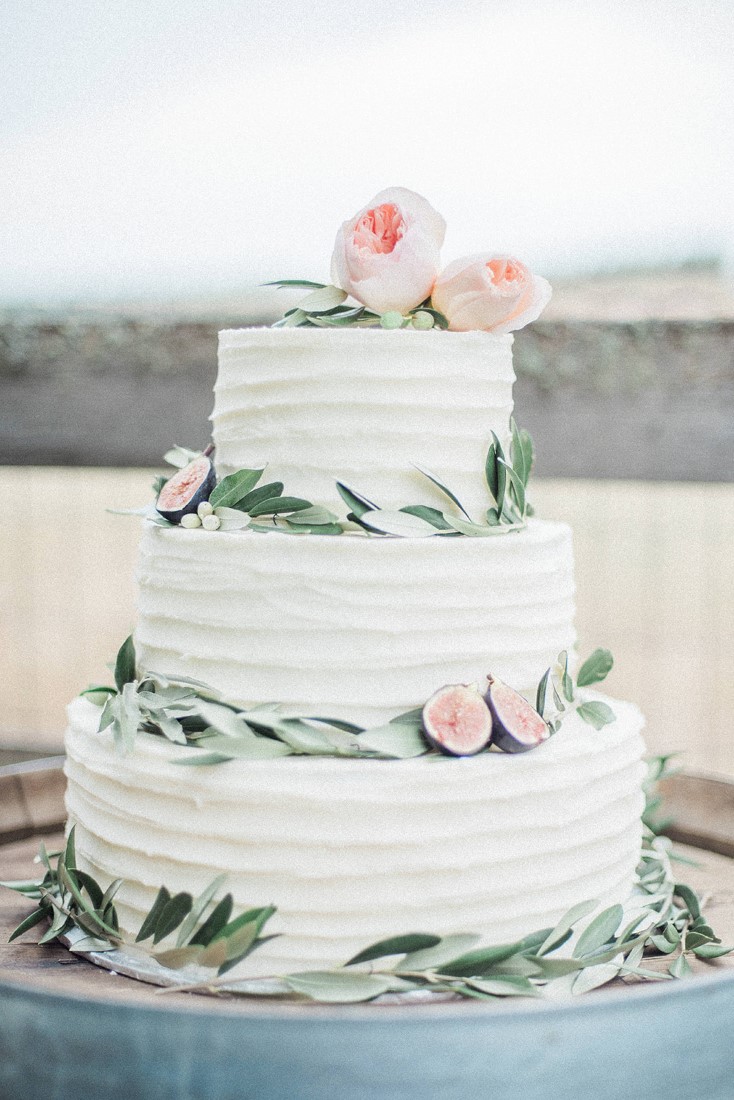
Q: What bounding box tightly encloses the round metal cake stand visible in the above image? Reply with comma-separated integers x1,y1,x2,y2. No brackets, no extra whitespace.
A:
2,761,734,1100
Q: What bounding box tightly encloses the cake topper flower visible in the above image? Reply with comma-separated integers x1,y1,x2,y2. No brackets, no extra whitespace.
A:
431,255,552,334
267,188,551,333
330,187,446,315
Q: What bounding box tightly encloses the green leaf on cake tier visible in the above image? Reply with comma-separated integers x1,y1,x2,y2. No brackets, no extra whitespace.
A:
537,899,600,955
413,464,472,521
536,669,551,718
389,707,425,725
346,934,442,967
263,279,328,290
209,468,265,509
275,505,335,526
268,719,363,756
400,934,482,972
572,904,624,958
510,418,534,489
308,306,373,327
359,509,440,538
151,891,194,945
187,734,294,761
193,700,257,740
399,505,454,531
485,433,507,517
557,650,574,703
356,722,429,759
576,701,616,730
571,962,622,996
231,481,284,513
163,445,203,469
282,520,344,536
114,634,137,692
335,481,379,519
247,496,313,517
294,284,348,313
285,970,405,1004
444,516,524,537
576,648,614,687
497,456,526,519
212,507,251,531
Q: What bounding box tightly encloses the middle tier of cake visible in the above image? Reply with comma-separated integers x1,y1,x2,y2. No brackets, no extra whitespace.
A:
135,518,576,725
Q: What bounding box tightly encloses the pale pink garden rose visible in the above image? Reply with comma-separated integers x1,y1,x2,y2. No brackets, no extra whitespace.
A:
331,187,446,315
431,254,552,333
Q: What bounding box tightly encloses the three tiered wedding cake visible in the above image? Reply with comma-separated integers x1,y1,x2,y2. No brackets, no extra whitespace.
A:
63,189,646,976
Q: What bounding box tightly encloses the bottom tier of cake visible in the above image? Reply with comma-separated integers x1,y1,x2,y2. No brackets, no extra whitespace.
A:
64,695,646,975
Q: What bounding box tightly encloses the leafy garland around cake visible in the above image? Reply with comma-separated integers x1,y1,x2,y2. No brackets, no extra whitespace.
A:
267,279,450,332
4,770,732,1004
115,420,534,540
80,636,616,766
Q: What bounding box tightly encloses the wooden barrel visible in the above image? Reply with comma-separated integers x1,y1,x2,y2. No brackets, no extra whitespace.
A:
2,762,734,1100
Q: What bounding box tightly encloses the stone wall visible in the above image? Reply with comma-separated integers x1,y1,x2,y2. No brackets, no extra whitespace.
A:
2,306,732,479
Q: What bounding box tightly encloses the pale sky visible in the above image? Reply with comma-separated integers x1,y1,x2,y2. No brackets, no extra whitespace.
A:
1,0,732,303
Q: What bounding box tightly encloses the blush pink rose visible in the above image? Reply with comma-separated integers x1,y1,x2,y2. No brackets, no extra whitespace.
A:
331,187,446,315
431,254,552,333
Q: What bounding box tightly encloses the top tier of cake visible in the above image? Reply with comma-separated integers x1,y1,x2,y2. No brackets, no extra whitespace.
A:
212,328,515,516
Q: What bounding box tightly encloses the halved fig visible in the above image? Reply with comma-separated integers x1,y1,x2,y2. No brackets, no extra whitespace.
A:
422,684,493,756
485,674,550,754
156,455,216,523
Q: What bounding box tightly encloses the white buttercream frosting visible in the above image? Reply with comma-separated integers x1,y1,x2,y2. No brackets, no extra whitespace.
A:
65,695,646,975
134,518,576,725
212,327,515,516
64,324,649,979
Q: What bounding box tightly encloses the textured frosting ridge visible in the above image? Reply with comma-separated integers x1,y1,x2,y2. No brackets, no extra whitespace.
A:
212,327,515,515
65,696,646,975
135,518,576,724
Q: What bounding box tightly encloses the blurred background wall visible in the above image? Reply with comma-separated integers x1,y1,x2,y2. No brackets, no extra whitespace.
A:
1,0,732,772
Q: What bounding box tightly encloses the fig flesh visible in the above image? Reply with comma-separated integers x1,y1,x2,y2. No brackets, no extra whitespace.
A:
422,684,493,756
485,674,550,754
156,455,216,523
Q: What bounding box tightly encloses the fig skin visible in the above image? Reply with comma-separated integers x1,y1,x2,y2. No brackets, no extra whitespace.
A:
156,456,216,523
422,684,493,757
485,674,550,754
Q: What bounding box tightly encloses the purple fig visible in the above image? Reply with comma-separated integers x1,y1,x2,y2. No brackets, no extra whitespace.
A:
485,674,550,754
156,455,216,523
422,684,493,757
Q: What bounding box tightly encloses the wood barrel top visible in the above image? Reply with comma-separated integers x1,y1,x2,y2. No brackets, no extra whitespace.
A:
2,762,734,1099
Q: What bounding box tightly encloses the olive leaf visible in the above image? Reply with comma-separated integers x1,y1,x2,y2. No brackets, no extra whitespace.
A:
336,481,378,518
356,723,428,759
209,469,264,509
413,464,472,521
576,701,616,730
399,505,453,530
296,284,348,313
212,507,251,532
346,934,441,967
401,934,481,971
359,510,440,538
163,445,202,468
577,649,614,687
263,279,327,290
573,904,624,958
248,496,312,517
114,635,136,692
285,971,400,1003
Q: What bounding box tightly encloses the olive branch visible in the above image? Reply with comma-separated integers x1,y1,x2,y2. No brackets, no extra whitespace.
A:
113,421,534,541
3,788,731,1004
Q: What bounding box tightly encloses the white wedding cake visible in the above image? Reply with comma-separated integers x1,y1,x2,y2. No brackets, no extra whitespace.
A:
63,188,646,977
